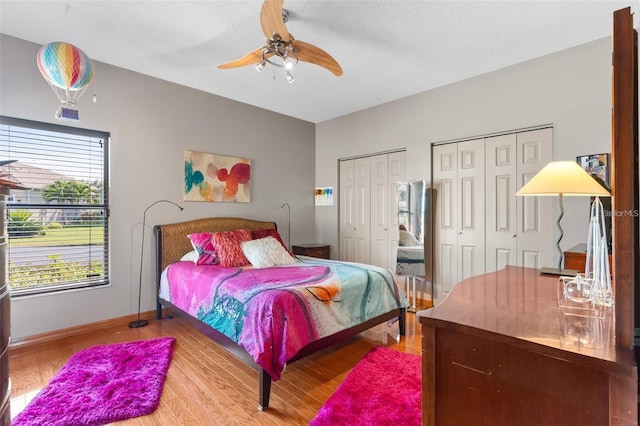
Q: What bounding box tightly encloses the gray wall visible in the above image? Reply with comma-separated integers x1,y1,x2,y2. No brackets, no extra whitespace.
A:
3,32,637,340
315,37,622,266
1,34,316,340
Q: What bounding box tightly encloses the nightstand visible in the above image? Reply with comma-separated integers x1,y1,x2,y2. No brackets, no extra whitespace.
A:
292,244,330,259
564,243,612,273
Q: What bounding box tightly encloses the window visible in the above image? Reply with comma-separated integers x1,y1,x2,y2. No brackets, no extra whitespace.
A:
0,116,109,296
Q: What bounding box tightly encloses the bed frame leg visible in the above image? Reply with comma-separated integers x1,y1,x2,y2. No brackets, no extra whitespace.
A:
258,368,272,411
156,302,163,320
398,310,406,336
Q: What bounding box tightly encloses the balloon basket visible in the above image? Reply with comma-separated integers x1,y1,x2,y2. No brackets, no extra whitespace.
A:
55,106,79,121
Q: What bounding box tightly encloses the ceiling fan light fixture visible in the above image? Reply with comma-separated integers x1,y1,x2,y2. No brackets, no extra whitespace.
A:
217,1,343,78
285,70,295,83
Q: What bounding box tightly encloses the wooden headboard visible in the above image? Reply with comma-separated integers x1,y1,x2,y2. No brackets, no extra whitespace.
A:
153,217,276,271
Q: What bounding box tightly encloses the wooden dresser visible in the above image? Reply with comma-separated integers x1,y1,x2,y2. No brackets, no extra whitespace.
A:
418,266,637,426
0,186,10,426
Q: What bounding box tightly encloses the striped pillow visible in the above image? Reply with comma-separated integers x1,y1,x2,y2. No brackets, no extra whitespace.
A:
187,233,219,265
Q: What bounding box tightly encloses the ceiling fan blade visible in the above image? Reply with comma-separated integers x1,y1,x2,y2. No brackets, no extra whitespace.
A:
260,0,289,40
218,47,271,69
292,40,343,76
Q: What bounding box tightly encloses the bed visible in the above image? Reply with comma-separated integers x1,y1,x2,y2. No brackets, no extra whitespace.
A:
154,217,408,410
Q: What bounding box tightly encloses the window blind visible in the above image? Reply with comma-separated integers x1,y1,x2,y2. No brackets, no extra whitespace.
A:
0,116,110,296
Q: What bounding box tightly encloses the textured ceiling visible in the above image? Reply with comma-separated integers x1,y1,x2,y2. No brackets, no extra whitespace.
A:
0,1,637,123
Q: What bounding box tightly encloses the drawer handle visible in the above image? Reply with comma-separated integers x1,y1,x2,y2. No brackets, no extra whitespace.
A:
451,361,492,376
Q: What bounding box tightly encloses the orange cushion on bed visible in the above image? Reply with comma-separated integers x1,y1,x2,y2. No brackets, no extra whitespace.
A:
210,229,253,267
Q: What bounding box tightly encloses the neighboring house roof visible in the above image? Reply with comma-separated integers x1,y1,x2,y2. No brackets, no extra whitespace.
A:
0,161,71,190
0,159,30,189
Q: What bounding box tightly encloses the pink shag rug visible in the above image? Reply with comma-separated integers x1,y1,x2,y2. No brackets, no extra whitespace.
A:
311,346,421,426
12,336,175,426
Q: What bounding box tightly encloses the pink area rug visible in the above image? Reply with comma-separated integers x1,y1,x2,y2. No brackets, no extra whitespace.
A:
311,346,421,426
13,336,175,426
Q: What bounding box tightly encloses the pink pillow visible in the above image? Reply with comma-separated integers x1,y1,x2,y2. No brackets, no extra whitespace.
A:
210,229,253,267
251,228,289,252
187,233,220,265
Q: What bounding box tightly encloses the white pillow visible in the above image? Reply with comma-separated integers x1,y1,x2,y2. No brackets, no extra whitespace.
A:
241,236,297,268
180,250,199,262
399,229,421,246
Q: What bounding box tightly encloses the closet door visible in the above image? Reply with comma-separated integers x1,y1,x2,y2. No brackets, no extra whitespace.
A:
516,128,553,268
434,129,553,299
387,152,406,271
485,129,553,272
433,143,459,294
340,152,406,269
339,160,356,262
370,154,390,268
433,138,489,294
485,134,518,272
370,152,407,270
339,158,370,263
457,139,485,282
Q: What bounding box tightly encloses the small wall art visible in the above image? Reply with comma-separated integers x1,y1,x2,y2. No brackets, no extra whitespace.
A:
576,153,610,186
184,150,251,202
315,187,334,206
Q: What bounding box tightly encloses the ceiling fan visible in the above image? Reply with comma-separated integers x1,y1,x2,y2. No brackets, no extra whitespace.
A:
217,0,343,82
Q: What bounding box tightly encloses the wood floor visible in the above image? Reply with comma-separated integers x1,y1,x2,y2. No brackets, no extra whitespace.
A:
9,311,422,425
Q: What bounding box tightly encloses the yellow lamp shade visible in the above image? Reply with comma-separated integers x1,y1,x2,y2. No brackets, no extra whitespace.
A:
516,161,611,197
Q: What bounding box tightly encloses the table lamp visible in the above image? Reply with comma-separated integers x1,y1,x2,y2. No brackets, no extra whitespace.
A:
516,160,611,276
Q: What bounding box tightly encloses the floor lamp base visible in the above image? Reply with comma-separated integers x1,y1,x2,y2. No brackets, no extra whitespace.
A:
128,319,149,329
539,267,578,277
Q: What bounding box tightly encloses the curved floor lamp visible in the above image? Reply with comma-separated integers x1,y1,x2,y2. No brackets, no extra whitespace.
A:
516,161,610,276
129,199,183,329
280,203,291,250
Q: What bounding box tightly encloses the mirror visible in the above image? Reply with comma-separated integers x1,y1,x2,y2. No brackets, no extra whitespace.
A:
397,180,426,245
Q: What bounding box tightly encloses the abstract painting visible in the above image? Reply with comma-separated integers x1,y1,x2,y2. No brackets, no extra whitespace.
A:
314,187,334,206
184,150,251,202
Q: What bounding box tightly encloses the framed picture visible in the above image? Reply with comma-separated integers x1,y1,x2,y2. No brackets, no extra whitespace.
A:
314,187,334,206
184,150,251,202
576,153,610,186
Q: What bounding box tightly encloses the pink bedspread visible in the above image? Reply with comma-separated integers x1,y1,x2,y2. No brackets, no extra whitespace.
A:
159,257,408,380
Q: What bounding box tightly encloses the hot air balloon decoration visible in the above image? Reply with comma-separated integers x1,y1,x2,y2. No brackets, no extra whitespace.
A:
36,41,95,121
